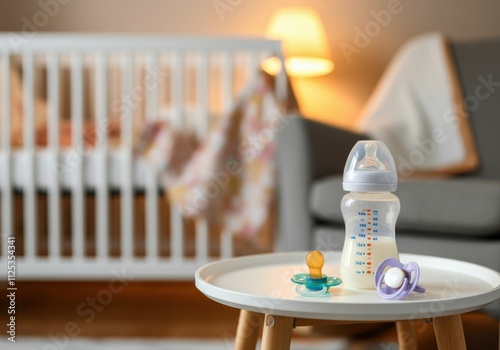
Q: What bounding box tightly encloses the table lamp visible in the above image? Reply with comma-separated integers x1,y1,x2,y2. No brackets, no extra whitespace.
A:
263,7,334,78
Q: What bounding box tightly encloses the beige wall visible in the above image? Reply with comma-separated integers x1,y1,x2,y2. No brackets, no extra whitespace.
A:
1,0,499,129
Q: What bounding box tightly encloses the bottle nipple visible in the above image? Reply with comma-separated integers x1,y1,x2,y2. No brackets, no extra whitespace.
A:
356,142,386,170
306,250,324,279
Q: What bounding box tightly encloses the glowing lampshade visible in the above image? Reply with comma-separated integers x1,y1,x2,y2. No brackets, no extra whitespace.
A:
263,7,334,78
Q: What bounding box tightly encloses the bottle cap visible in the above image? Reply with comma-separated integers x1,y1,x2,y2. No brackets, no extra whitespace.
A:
343,140,398,192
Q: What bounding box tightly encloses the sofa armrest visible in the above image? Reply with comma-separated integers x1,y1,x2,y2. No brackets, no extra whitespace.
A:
276,116,367,251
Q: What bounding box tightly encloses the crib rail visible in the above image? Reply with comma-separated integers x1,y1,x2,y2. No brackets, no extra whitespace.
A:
0,34,286,279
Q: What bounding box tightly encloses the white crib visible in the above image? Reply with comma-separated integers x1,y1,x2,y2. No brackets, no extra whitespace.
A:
0,34,286,280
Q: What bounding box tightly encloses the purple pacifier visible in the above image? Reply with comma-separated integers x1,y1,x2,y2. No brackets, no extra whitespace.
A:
374,258,425,299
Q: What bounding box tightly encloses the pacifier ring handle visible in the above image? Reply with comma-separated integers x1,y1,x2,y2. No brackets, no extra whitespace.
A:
295,284,328,297
414,285,426,293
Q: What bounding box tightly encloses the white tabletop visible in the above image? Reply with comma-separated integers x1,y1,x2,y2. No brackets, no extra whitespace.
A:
195,251,500,321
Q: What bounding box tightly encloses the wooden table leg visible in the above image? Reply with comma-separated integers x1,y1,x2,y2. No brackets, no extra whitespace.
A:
396,320,418,350
234,310,264,350
261,314,294,350
433,314,466,350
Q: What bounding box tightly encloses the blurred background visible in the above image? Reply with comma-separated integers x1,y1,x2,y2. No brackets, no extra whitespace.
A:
1,2,499,349
1,0,500,129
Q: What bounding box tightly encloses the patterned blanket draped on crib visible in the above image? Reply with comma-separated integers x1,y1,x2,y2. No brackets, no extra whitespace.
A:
136,71,298,237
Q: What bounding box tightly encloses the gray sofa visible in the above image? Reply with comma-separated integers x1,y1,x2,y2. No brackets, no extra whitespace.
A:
276,38,500,317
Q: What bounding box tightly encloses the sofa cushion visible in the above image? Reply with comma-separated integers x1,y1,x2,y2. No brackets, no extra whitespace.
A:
451,39,500,179
310,175,500,237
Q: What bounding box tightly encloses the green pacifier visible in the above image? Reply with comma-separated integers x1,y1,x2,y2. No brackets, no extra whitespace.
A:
291,251,342,297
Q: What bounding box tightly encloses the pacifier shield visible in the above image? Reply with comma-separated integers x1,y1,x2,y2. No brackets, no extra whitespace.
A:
375,257,426,299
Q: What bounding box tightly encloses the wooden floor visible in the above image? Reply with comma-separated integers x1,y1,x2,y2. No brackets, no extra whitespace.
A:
3,281,240,338
2,281,498,349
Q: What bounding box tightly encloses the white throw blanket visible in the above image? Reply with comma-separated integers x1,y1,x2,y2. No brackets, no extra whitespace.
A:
358,32,478,177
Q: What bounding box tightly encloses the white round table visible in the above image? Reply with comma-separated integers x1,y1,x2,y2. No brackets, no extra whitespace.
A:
195,251,500,350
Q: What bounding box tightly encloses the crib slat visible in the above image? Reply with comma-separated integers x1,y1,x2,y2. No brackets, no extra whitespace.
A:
71,52,85,260
121,55,134,145
196,51,209,139
47,53,61,260
172,51,184,129
195,220,208,262
23,52,37,260
221,228,233,259
194,51,209,262
222,51,234,112
23,54,35,150
48,55,60,149
95,52,109,260
146,53,159,120
1,53,10,150
145,52,159,261
218,51,236,258
120,53,134,261
170,51,184,261
121,150,134,259
171,205,184,261
1,53,12,250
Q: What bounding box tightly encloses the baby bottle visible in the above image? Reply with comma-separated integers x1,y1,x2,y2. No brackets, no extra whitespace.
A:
340,140,400,289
